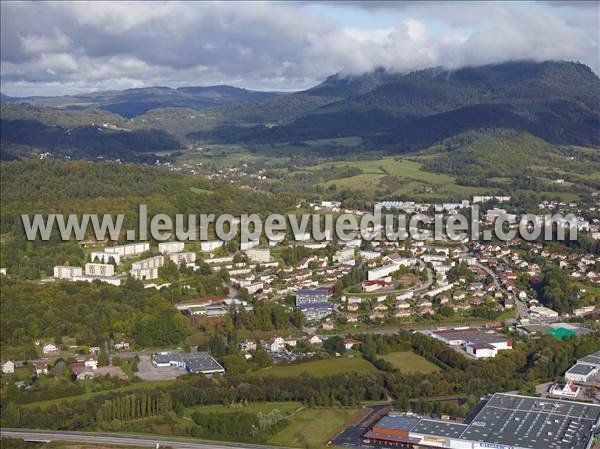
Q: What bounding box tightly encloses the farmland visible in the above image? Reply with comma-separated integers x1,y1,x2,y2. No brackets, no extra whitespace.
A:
380,351,441,374
257,357,377,378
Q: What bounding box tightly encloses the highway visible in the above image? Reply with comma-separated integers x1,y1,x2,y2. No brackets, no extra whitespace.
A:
0,428,289,449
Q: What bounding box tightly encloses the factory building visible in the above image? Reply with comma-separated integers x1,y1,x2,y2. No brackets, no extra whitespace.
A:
364,393,600,449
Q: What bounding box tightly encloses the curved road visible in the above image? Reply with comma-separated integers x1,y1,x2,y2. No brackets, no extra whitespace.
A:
473,261,528,320
0,428,289,449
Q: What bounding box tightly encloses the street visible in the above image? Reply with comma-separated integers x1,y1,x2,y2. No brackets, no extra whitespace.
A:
0,428,289,449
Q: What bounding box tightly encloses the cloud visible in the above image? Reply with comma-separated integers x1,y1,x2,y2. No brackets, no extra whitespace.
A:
0,1,597,96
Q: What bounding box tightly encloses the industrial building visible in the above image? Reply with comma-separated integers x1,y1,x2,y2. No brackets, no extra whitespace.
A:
152,351,224,375
565,351,600,384
429,327,512,358
364,393,600,449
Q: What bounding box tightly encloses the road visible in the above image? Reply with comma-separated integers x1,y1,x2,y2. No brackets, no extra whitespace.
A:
0,428,289,449
473,261,529,320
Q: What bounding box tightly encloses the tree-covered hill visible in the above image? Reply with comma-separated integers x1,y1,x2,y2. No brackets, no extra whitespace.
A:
189,60,600,149
2,85,282,118
1,119,183,161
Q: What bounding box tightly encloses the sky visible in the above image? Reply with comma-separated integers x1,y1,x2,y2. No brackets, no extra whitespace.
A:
1,1,599,97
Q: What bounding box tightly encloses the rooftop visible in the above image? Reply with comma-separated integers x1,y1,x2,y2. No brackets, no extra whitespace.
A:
567,363,598,376
366,393,600,449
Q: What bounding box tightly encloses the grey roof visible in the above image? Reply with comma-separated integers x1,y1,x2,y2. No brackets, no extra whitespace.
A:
374,414,420,432
182,352,224,373
153,352,181,364
578,351,600,367
368,393,600,449
567,363,598,376
460,394,600,449
411,419,468,438
432,328,509,345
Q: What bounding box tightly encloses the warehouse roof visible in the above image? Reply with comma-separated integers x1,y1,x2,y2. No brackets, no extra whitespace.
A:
567,363,597,376
578,351,600,367
366,393,600,449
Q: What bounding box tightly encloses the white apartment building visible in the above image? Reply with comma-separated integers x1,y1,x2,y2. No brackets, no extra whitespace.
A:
245,248,271,263
131,256,164,271
73,275,121,286
158,241,185,254
105,242,150,257
335,247,355,263
169,252,196,265
130,268,159,280
84,263,115,277
90,251,121,265
200,240,223,253
368,263,402,281
54,265,83,279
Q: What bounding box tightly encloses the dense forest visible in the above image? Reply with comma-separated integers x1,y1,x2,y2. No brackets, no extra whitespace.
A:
0,160,297,278
0,278,190,352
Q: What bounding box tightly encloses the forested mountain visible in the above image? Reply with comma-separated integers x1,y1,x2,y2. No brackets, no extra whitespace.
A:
0,119,182,162
1,85,282,118
2,61,598,160
190,61,600,149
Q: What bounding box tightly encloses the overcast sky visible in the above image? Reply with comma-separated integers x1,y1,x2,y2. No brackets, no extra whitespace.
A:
1,1,598,96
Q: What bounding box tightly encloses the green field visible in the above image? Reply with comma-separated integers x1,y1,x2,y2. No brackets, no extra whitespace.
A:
315,157,496,199
267,407,360,448
258,357,377,378
380,351,441,374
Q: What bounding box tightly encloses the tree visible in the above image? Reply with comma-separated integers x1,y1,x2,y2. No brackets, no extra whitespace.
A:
253,348,272,368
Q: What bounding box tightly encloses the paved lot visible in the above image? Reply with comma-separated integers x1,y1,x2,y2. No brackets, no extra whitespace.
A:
332,404,391,449
135,355,184,381
95,365,127,380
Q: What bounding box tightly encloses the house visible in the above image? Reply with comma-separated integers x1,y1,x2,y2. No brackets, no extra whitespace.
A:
344,338,360,350
284,336,298,347
238,339,257,353
452,291,466,300
114,341,130,350
369,310,385,321
362,278,393,292
308,335,322,345
347,303,360,312
33,361,48,376
345,313,358,323
70,363,94,380
42,343,59,354
2,360,15,374
322,320,335,330
395,309,412,318
83,355,98,370
267,337,286,353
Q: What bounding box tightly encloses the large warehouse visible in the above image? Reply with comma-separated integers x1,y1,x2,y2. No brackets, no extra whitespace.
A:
565,350,600,384
429,327,512,358
364,393,600,449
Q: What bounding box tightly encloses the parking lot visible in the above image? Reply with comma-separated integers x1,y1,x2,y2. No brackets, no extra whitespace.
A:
135,355,185,381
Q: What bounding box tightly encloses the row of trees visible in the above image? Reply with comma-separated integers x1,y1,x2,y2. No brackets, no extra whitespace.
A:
96,392,172,426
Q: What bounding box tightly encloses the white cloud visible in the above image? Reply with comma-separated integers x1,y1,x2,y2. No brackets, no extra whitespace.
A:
0,1,597,96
